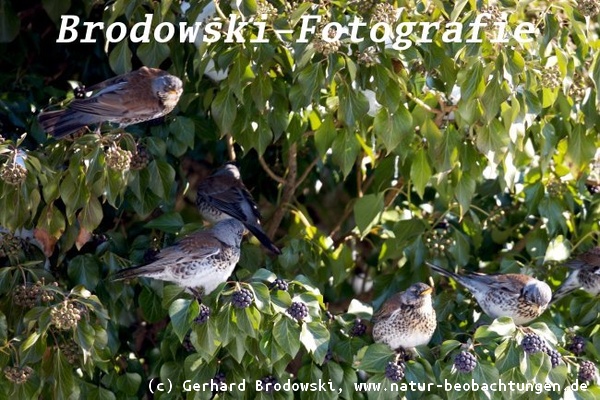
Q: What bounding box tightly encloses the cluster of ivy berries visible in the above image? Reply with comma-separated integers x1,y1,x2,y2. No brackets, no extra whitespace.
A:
520,333,561,368
50,300,83,330
0,160,27,185
105,144,132,171
3,366,33,384
130,145,150,170
288,301,309,321
194,304,211,324
232,288,254,309
454,351,477,373
269,278,288,291
385,360,406,382
13,279,58,307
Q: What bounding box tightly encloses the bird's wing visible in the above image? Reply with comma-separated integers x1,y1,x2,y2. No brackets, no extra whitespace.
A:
483,274,528,296
158,231,222,260
199,177,259,222
372,293,403,323
567,247,600,269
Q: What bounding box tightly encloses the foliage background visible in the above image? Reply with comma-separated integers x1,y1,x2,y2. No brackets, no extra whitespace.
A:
0,0,599,399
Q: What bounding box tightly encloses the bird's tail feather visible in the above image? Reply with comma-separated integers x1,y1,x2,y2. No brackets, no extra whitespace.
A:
551,274,579,303
246,224,281,255
38,109,92,138
426,262,462,282
112,264,161,281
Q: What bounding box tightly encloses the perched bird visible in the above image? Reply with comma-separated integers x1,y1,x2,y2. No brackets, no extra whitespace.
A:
38,66,183,138
196,163,281,254
372,282,437,350
552,247,600,302
112,219,244,298
427,262,552,325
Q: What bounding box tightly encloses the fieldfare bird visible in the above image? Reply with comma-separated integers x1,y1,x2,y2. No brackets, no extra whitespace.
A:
372,282,437,350
38,66,183,138
552,247,600,302
113,219,244,297
427,262,552,325
196,163,281,254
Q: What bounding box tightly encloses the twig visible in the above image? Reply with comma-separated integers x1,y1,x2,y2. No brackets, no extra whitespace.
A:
293,157,319,192
259,156,286,185
266,143,298,237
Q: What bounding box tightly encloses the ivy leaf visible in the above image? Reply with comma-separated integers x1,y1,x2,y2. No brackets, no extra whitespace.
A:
373,105,413,154
331,130,360,178
353,193,384,238
211,88,238,134
300,321,330,364
0,0,20,42
68,254,100,291
338,84,369,127
168,298,199,342
410,147,431,198
357,343,393,373
144,212,183,233
108,41,132,75
273,316,301,358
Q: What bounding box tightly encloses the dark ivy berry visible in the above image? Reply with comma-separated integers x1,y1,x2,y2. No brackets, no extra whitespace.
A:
260,375,278,393
194,304,211,324
288,301,309,321
521,334,545,354
385,361,406,382
269,278,289,291
231,288,254,309
323,348,333,364
210,372,226,393
182,334,194,352
544,347,561,368
454,351,477,373
578,360,597,383
349,318,367,337
568,335,586,356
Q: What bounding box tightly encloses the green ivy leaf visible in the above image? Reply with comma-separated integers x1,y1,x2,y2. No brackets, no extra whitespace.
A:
137,41,170,68
168,298,199,342
357,343,393,373
108,41,132,75
353,193,384,238
144,212,184,233
300,321,330,364
273,316,301,358
68,254,100,290
373,105,413,154
410,147,431,199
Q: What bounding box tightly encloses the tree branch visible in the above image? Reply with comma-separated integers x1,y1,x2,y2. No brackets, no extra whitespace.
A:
259,155,286,185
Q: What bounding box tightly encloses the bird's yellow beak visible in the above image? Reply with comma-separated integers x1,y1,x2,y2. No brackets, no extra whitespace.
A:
420,287,433,296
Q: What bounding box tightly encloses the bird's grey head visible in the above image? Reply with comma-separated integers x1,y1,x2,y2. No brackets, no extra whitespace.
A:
153,74,183,100
401,282,434,306
522,280,552,307
214,163,241,180
212,218,245,247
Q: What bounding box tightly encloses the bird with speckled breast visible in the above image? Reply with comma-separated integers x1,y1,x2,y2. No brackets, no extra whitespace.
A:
112,219,244,298
427,262,552,325
553,246,600,302
372,282,437,350
38,66,182,138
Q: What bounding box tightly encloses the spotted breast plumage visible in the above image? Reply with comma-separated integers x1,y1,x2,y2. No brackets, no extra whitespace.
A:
112,219,244,297
196,162,281,254
372,282,437,350
553,246,600,302
427,262,552,325
38,66,183,138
